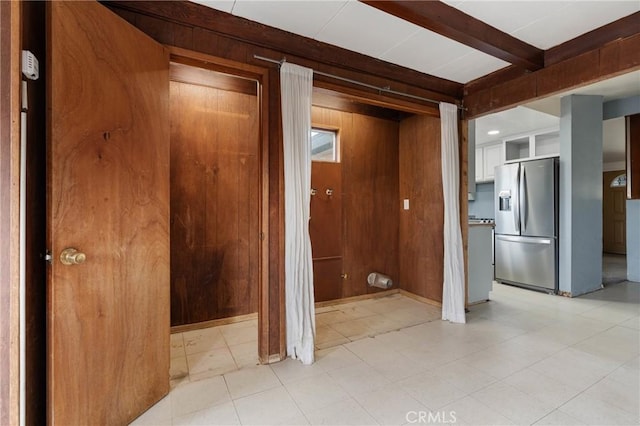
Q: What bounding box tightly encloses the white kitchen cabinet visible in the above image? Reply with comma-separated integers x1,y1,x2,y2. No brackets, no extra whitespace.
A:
475,147,483,181
476,142,503,182
504,127,559,162
483,144,502,181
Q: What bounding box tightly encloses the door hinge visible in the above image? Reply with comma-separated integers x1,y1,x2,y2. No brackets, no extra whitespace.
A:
260,232,265,241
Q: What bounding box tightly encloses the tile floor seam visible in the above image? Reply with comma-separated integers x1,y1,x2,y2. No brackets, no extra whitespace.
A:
348,395,382,426
228,398,243,425
576,373,640,417
466,393,523,425
279,377,313,425
154,282,638,426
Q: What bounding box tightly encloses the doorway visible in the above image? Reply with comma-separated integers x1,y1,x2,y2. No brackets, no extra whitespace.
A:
603,170,627,285
168,60,263,379
169,62,260,325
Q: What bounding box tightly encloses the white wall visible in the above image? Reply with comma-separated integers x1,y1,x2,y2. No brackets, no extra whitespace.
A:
627,200,640,282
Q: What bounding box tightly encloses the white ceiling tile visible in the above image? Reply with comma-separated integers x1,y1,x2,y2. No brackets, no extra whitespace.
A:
380,29,474,76
429,51,509,84
315,1,422,59
443,1,573,35
512,1,640,49
231,1,349,39
475,106,559,145
190,0,235,14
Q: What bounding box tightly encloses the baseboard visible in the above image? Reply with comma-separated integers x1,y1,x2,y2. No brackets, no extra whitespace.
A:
170,312,258,334
399,289,442,307
314,289,400,309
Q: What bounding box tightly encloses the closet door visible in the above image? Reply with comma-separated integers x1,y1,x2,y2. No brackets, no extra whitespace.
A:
47,1,170,424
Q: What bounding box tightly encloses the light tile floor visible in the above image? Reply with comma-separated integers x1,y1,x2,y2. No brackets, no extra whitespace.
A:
169,293,442,385
133,282,640,426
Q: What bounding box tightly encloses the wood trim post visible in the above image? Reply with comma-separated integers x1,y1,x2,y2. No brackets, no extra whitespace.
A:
627,114,640,200
0,1,22,424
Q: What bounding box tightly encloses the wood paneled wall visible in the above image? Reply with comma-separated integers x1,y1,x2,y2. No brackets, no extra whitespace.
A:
312,106,400,299
105,1,458,357
170,80,259,326
399,115,444,302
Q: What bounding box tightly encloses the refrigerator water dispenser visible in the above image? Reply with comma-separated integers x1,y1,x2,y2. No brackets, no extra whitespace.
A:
498,190,511,211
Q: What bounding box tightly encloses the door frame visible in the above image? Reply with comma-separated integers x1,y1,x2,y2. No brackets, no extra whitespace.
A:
0,1,22,424
168,47,271,363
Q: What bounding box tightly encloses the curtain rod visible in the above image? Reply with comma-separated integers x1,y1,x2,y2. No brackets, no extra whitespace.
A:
253,54,464,110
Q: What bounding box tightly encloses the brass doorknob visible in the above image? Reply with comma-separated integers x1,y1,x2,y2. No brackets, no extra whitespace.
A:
60,248,86,265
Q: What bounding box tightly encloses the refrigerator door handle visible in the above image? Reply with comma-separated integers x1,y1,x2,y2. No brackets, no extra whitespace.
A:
514,166,520,233
521,166,527,232
496,235,552,245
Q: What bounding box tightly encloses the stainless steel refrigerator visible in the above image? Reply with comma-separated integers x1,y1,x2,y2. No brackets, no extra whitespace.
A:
494,157,559,293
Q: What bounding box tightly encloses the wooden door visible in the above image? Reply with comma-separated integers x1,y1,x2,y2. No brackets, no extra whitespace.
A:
47,2,170,424
310,162,343,302
603,170,627,254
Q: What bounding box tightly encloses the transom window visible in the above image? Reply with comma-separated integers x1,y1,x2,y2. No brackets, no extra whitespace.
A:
610,174,627,188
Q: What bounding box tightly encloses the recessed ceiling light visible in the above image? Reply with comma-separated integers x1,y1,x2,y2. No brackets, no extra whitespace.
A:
488,130,500,135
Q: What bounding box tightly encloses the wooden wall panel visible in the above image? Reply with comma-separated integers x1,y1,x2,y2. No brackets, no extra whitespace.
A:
170,79,259,326
312,106,400,299
628,114,640,200
399,115,444,302
344,114,400,298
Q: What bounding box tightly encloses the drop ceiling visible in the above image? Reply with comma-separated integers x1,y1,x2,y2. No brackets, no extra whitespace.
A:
192,0,638,84
191,1,639,161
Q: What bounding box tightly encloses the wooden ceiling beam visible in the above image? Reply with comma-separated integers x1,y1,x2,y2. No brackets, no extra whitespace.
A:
105,0,463,99
361,0,544,71
463,34,640,118
464,13,640,117
545,12,640,66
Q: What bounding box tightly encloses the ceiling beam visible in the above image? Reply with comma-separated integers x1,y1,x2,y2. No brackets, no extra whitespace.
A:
545,11,640,66
105,0,463,100
463,34,640,118
360,0,544,71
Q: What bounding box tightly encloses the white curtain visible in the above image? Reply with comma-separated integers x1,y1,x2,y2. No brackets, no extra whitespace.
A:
440,102,466,324
281,63,316,364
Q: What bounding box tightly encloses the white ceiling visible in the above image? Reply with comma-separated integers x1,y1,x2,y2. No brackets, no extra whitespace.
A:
475,70,639,162
192,0,639,84
192,0,639,162
475,106,559,145
443,0,639,50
